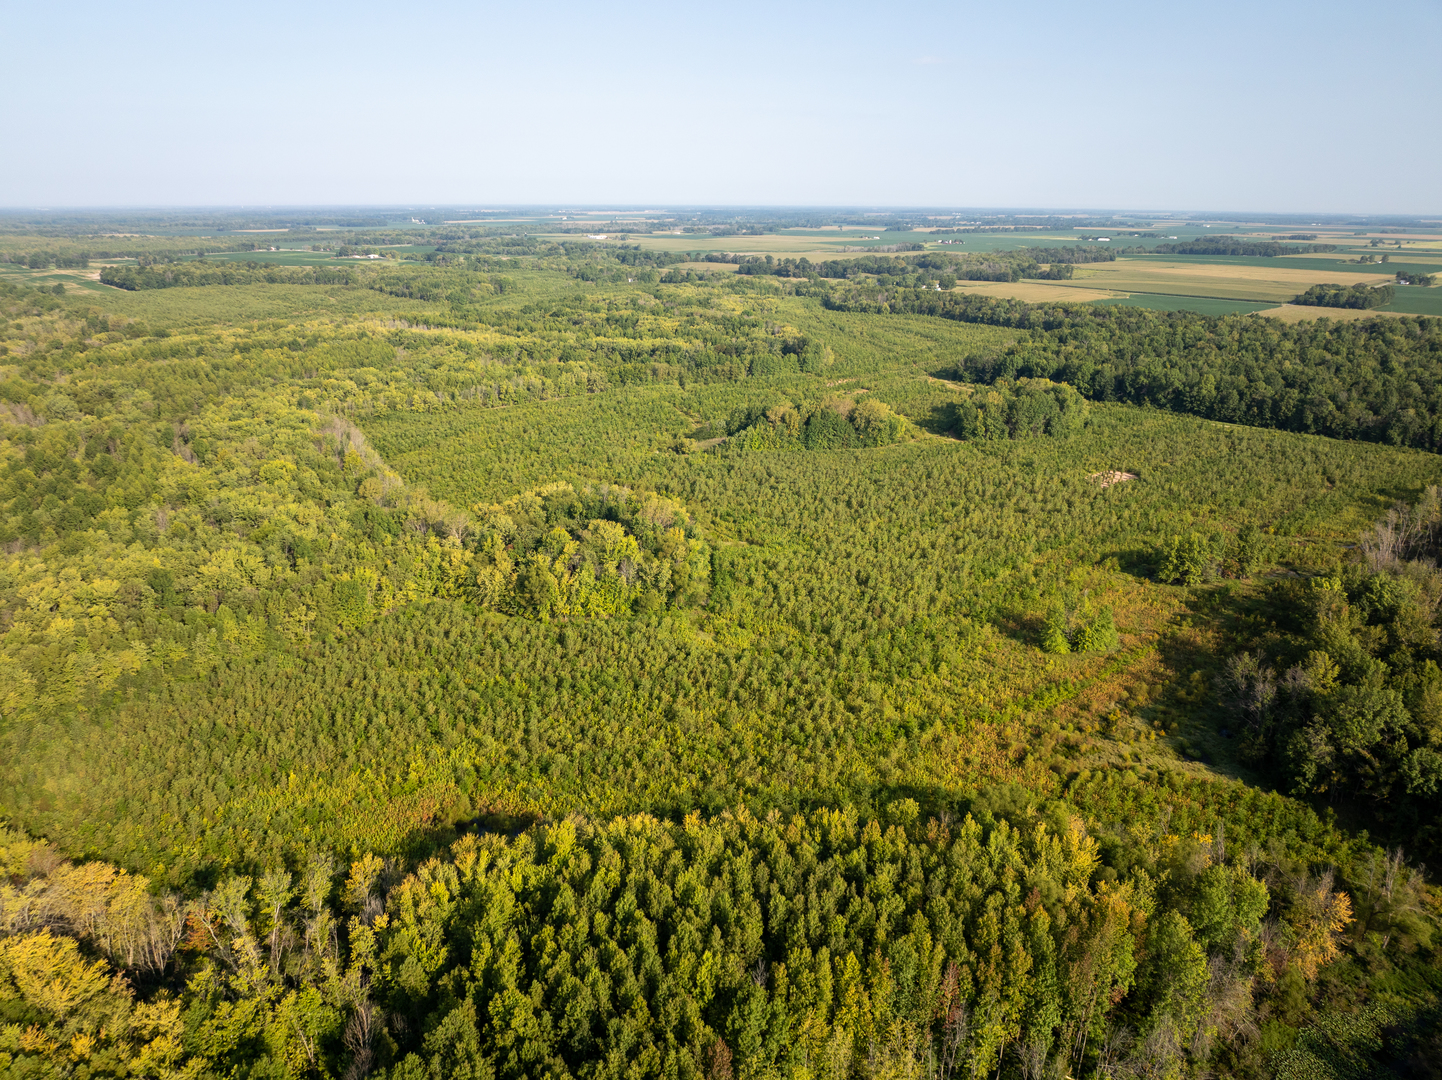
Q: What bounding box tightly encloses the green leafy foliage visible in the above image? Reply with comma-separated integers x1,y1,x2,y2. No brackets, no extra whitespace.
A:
0,221,1439,1079
1040,598,1118,654
725,395,905,450
469,482,710,616
1156,525,1274,585
951,378,1088,441
1212,489,1442,853
100,261,362,290
1293,283,1395,310
826,289,1442,450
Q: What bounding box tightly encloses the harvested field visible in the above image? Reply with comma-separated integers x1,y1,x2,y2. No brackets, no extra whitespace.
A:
950,280,1123,304
1064,258,1385,302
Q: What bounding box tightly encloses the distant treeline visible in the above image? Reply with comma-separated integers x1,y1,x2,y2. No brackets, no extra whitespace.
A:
100,261,360,290
1293,283,1395,310
824,288,1079,327
1,239,278,268
956,308,1442,448
432,242,1123,288
2,251,92,269
930,224,1054,234
721,247,1113,283
1136,238,1340,257
826,288,1442,450
837,242,926,253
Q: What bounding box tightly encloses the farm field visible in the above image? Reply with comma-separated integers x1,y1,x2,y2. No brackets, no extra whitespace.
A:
2,211,1442,1079
947,279,1126,304
1136,254,1442,274
0,260,119,293
1381,285,1442,316
1092,293,1275,316
1065,257,1386,302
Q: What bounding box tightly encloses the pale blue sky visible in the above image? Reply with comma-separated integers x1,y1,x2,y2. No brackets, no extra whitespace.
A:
5,0,1439,212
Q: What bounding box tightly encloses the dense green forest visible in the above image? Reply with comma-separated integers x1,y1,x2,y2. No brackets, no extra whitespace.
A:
723,249,1109,284
1292,284,1396,310
947,379,1089,443
823,288,1442,450
1,223,1441,1080
100,263,366,290
723,396,906,451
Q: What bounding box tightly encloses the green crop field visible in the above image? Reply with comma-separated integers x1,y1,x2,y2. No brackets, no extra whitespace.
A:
1382,285,1442,316
2,211,1442,1080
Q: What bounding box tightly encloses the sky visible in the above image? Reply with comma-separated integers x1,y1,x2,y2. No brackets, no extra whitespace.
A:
4,0,1439,214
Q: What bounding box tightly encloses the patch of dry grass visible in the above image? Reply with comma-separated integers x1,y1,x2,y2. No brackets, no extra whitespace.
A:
1256,304,1417,324
674,261,739,273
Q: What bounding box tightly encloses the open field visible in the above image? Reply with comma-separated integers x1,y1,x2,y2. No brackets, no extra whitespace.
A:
0,262,118,293
1381,286,1442,316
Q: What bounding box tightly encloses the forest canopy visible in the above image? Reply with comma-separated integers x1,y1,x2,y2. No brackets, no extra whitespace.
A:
724,395,906,450
827,289,1442,450
949,377,1089,442
0,211,1440,1080
1292,283,1396,309
468,482,711,617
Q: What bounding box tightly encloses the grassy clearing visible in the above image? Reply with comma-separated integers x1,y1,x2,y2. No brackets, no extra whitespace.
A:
0,263,117,294
1252,303,1412,323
